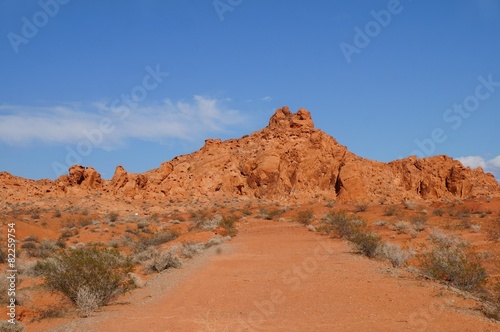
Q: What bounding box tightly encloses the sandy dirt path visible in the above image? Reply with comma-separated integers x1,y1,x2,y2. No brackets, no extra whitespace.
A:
40,220,497,331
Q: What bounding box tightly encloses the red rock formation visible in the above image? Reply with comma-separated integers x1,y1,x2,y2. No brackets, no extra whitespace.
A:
0,107,498,203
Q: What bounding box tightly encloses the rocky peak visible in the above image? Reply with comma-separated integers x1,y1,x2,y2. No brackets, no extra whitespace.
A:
268,106,314,131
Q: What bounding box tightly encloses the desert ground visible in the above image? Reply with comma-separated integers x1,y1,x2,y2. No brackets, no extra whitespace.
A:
1,196,500,331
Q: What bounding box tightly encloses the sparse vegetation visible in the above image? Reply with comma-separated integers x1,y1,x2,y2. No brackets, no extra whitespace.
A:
353,202,368,212
383,205,398,216
34,247,134,307
432,208,444,216
348,231,382,258
296,209,314,225
319,211,365,238
146,250,181,273
377,242,413,268
108,212,119,223
220,215,239,236
420,238,487,291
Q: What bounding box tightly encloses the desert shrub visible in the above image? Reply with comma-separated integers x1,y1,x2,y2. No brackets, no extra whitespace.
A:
432,209,444,216
181,242,204,258
482,283,500,321
319,211,366,238
377,242,413,267
296,209,314,225
353,202,368,212
33,306,67,321
76,286,99,317
374,220,388,227
204,235,229,248
420,241,487,291
383,205,398,216
220,215,239,236
349,231,382,258
108,212,119,223
403,199,417,210
196,214,221,230
53,210,62,218
427,228,467,248
23,236,39,243
0,321,25,332
134,231,178,253
394,221,410,234
146,250,181,273
409,215,427,232
262,209,282,220
21,242,37,250
34,247,134,306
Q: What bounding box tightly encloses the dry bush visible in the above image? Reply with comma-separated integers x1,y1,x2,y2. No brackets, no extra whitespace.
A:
181,242,204,258
420,240,486,291
432,208,444,216
318,211,366,238
0,321,25,332
296,209,314,225
146,250,181,273
348,231,382,258
403,199,417,210
394,221,410,234
383,205,398,216
481,282,500,321
353,202,368,212
76,286,99,317
409,215,427,232
34,247,134,307
220,215,239,236
377,242,413,267
134,231,178,253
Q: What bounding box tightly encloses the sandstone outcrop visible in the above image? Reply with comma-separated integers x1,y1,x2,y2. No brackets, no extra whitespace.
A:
1,107,498,203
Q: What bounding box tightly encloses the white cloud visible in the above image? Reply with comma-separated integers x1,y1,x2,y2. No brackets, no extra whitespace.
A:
262,96,273,102
457,155,500,181
0,96,245,148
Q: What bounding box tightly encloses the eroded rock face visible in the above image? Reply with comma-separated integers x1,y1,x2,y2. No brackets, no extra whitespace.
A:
1,107,498,203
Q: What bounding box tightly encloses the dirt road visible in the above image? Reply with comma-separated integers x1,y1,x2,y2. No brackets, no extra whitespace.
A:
40,220,497,331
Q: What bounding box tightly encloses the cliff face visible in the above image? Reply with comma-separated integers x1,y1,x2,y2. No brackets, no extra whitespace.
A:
1,107,498,204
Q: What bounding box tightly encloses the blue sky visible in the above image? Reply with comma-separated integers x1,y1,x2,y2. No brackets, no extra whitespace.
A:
0,0,499,181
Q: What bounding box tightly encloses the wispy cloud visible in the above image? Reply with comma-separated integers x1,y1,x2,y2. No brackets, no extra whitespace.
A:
0,96,245,148
457,155,500,181
261,96,273,102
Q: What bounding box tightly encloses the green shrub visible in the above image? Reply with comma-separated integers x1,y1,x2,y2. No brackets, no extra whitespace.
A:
220,215,239,236
34,247,134,306
349,231,382,258
319,211,365,238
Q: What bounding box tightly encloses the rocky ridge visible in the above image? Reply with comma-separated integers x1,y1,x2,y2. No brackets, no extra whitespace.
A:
1,107,498,204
